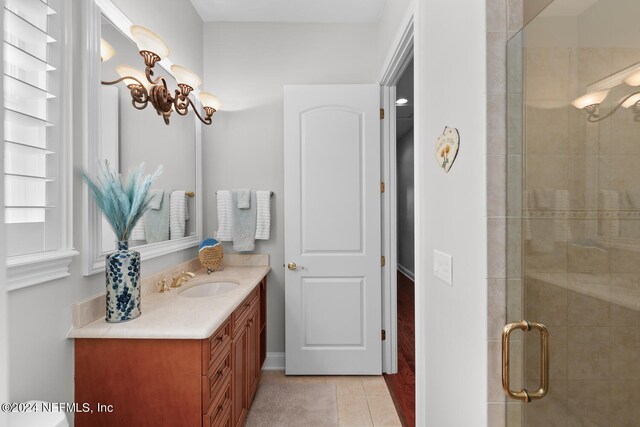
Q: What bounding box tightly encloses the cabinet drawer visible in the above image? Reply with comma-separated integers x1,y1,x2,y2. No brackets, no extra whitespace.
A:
203,348,232,412
203,320,231,373
203,377,231,427
231,287,259,335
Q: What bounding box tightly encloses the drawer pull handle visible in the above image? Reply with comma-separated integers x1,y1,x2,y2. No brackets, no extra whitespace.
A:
213,366,230,382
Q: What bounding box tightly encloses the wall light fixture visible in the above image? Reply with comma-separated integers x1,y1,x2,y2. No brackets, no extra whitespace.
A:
100,25,220,125
100,38,115,63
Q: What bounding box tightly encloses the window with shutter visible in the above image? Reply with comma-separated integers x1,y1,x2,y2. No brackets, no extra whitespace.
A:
3,0,76,289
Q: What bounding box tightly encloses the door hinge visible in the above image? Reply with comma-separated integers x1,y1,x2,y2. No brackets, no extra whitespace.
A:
380,108,385,120
381,330,386,341
381,256,385,267
380,182,385,193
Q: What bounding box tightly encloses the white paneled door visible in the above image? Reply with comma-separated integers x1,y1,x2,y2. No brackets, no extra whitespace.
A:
284,85,381,374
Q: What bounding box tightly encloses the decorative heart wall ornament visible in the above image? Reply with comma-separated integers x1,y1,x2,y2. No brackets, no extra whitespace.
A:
434,126,460,173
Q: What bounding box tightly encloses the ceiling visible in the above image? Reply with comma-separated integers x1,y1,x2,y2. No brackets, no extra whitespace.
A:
190,0,387,23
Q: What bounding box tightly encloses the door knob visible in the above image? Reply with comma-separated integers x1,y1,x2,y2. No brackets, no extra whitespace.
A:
287,262,299,271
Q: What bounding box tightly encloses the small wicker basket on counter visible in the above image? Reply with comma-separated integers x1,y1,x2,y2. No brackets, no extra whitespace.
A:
199,238,223,273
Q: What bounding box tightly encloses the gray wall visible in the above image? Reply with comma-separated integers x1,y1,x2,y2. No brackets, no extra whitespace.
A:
418,0,488,424
7,1,203,422
377,0,412,70
201,22,378,354
397,128,414,276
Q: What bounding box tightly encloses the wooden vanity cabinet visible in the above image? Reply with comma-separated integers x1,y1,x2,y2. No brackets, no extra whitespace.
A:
231,319,248,427
230,284,261,427
259,278,267,367
247,303,260,403
75,277,267,427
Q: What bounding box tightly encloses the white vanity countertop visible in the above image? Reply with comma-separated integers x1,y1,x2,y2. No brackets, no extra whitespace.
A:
67,265,270,340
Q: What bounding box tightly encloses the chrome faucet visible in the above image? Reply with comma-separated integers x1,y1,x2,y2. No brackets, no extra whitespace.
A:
171,271,196,288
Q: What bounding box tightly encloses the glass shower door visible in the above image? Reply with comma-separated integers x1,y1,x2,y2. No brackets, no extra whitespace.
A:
505,0,640,425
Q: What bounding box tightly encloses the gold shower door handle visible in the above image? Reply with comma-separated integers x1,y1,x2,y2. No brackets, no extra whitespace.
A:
502,320,549,402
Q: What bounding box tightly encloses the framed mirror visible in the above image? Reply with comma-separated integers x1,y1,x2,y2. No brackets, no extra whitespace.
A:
82,0,203,275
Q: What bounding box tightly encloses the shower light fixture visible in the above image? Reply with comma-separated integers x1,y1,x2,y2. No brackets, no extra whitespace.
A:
396,98,408,105
100,25,220,125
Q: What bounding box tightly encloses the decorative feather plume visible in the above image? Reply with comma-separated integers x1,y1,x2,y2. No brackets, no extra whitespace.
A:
83,161,163,242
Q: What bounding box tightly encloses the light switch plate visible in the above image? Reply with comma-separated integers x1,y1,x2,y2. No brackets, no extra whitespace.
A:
433,250,453,286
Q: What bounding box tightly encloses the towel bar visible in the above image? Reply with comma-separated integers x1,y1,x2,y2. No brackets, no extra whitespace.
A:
215,191,273,196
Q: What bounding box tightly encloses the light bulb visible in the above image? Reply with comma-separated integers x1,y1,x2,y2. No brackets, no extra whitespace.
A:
199,92,221,110
571,90,609,109
170,65,202,90
624,70,640,87
130,25,170,60
100,38,115,62
622,93,640,109
115,65,150,89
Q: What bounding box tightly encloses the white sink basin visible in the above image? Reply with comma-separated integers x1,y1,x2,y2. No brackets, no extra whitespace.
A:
179,281,238,298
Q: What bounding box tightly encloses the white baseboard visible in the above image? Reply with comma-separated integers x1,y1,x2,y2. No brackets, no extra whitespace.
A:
397,263,415,281
262,352,285,371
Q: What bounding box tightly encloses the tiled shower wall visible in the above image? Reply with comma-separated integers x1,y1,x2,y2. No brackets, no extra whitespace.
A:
519,15,640,425
487,1,640,425
486,0,524,425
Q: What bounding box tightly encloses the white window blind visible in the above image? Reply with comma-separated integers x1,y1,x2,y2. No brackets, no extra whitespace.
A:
3,0,61,257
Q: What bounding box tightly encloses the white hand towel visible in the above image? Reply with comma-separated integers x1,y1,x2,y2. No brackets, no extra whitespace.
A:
621,190,640,238
534,189,555,209
599,190,620,237
524,190,535,242
170,190,189,240
554,189,570,241
216,190,233,241
255,190,271,240
528,188,561,253
130,217,146,241
625,190,640,209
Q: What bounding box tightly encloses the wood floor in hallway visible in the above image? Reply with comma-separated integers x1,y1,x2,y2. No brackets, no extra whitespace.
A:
383,270,415,427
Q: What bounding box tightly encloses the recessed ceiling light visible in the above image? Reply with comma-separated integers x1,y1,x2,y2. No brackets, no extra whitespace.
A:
396,98,408,105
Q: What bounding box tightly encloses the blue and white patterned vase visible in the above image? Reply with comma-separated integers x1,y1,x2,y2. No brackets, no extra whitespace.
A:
105,240,141,323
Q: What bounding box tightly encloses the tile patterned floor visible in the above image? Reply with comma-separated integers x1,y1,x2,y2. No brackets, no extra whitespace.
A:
251,371,402,426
